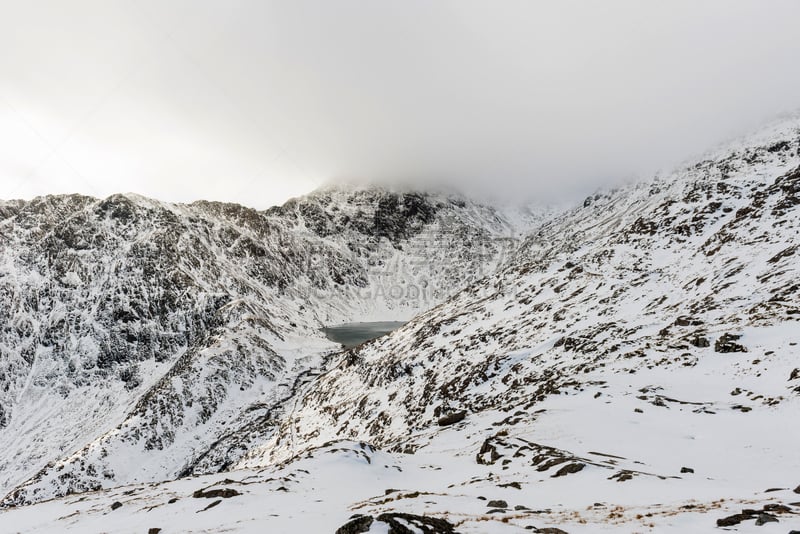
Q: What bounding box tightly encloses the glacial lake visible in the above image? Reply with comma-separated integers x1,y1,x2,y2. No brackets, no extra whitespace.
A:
322,321,406,348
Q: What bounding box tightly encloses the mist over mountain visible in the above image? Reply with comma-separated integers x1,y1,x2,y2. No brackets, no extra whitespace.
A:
3,2,800,207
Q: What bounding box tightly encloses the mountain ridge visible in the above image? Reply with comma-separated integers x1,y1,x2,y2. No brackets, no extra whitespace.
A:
0,116,799,531
0,186,540,506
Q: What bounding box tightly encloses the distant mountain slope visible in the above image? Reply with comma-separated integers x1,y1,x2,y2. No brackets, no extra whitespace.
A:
0,186,538,506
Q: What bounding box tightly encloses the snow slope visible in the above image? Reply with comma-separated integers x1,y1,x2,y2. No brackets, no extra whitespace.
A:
234,116,800,531
1,116,800,532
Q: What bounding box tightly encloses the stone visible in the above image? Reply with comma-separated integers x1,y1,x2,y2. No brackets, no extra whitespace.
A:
375,512,455,533
192,488,241,499
754,513,778,526
487,499,508,508
335,515,374,534
716,513,751,527
437,411,467,426
552,463,585,478
197,499,222,513
715,333,747,353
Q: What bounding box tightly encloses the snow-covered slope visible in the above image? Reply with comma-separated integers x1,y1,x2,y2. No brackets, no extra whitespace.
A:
226,117,799,530
1,116,800,533
258,119,800,461
0,187,538,507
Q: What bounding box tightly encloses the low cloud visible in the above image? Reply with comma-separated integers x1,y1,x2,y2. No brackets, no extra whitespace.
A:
1,1,799,208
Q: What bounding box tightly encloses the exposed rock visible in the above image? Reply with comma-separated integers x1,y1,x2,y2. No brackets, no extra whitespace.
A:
375,512,456,533
192,488,241,499
675,316,703,327
335,515,374,534
715,333,747,353
715,504,792,528
487,500,508,508
716,513,752,526
437,411,467,426
552,463,585,478
680,467,694,474
197,499,222,512
754,513,778,526
110,501,122,511
609,470,634,482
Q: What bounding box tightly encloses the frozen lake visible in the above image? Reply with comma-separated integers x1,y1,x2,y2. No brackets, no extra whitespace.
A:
322,321,406,348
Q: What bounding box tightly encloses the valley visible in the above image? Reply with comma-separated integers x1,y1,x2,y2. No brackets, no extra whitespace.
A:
1,116,799,532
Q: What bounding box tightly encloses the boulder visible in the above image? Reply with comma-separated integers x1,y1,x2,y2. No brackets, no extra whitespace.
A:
437,411,467,426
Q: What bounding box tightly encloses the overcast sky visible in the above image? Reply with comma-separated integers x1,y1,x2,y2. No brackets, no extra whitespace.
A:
1,1,800,209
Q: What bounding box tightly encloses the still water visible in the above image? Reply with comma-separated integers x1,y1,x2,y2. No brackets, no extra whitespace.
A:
322,321,406,348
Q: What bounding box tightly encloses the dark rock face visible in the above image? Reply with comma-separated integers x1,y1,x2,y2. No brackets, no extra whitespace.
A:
372,193,437,243
198,499,222,512
716,513,752,526
754,513,778,526
335,515,374,534
376,512,456,534
716,503,793,527
335,512,455,534
486,500,508,508
192,488,241,499
552,463,585,478
437,411,467,426
714,333,747,353
268,189,438,245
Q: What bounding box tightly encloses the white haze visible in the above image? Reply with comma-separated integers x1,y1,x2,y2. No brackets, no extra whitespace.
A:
1,0,799,208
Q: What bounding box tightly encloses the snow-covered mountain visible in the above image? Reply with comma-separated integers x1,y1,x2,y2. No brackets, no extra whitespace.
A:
1,116,800,533
0,187,539,508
